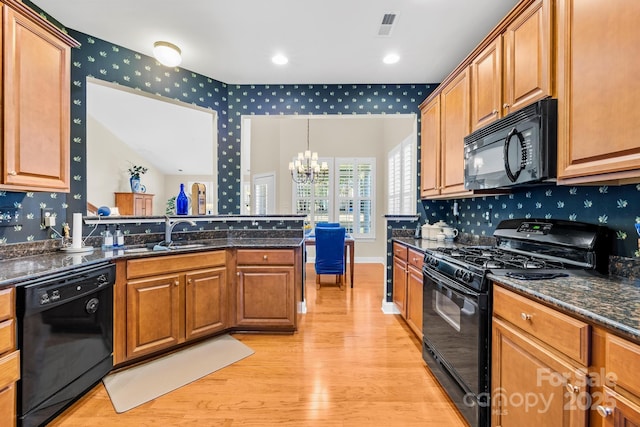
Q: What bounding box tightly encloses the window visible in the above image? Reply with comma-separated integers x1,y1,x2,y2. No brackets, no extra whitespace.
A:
293,157,375,239
387,136,415,215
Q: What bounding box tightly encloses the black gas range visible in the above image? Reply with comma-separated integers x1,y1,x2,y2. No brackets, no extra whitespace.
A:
421,218,609,427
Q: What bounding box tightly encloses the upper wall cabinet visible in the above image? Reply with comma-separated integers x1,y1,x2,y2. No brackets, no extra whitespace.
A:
1,0,79,192
470,0,552,131
556,0,640,185
420,70,473,199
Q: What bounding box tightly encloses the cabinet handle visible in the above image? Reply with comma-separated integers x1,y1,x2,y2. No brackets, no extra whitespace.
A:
520,312,532,321
263,255,268,261
503,103,510,109
565,383,579,393
187,279,192,285
596,405,613,417
237,272,240,277
8,171,17,176
174,280,179,287
492,109,498,115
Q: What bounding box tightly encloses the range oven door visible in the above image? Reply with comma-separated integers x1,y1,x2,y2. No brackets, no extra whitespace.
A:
422,267,489,427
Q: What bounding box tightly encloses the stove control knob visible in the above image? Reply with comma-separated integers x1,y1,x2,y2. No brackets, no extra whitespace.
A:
462,271,473,283
430,257,439,267
454,269,464,279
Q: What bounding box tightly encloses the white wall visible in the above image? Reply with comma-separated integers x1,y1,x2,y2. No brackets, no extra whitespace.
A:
246,115,415,260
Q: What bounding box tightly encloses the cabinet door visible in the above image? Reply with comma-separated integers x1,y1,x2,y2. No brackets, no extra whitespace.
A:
236,266,295,329
503,0,552,114
2,6,71,191
492,317,588,427
471,37,503,131
185,267,227,340
420,96,441,198
597,388,640,427
406,265,423,339
557,0,640,182
133,195,146,216
143,195,153,215
392,256,407,315
126,274,181,359
440,69,472,197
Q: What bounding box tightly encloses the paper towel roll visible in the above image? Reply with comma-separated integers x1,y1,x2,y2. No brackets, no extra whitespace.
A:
72,213,83,248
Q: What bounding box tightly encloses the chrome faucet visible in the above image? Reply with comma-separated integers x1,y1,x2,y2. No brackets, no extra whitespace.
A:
164,217,197,244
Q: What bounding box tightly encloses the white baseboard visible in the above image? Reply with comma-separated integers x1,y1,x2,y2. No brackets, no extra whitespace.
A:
297,300,307,314
381,300,401,314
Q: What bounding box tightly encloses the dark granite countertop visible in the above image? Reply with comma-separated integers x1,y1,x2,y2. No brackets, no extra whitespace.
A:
489,270,640,344
0,237,304,287
392,237,640,345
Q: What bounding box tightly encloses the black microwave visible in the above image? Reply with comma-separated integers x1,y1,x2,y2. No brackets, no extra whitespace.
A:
464,98,557,190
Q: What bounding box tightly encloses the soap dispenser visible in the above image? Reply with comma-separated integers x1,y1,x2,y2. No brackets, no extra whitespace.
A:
102,225,113,250
114,225,124,248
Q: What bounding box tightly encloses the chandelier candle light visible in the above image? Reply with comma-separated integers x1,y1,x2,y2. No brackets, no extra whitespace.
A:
289,119,328,184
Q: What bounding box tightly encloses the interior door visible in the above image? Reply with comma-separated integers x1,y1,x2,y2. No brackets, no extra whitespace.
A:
253,173,276,214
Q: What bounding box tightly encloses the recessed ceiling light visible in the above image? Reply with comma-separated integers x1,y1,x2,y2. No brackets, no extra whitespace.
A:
272,54,289,65
383,53,400,65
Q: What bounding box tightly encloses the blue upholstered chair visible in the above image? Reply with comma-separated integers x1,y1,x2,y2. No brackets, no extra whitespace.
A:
315,222,340,228
314,226,346,290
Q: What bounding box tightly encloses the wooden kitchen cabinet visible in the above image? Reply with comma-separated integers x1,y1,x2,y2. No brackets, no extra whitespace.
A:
406,249,424,340
235,249,298,331
590,333,640,426
470,0,552,131
120,251,227,363
392,243,408,315
1,0,79,192
503,0,552,114
419,96,441,199
470,37,503,131
492,285,590,427
419,69,472,199
556,0,640,184
392,242,423,340
115,192,154,216
0,287,18,427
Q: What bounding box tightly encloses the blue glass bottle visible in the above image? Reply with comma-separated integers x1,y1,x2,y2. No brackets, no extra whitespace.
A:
176,183,189,215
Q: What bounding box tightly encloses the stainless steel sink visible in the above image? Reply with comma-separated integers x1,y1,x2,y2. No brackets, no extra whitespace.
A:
169,243,206,249
124,247,153,254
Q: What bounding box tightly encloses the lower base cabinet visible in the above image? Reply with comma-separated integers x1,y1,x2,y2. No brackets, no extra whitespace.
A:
117,251,228,363
235,249,297,331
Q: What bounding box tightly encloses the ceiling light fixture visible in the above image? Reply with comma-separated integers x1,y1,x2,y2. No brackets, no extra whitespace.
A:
383,53,400,65
153,41,182,67
272,54,289,65
289,119,328,184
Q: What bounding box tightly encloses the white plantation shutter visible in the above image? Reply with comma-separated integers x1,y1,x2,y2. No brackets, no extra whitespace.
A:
387,137,415,215
293,157,375,238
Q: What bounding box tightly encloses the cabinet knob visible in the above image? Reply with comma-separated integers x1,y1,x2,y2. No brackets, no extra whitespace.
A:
8,171,17,176
565,383,579,393
263,255,268,261
503,103,510,109
596,405,613,417
492,109,498,115
520,312,532,321
237,272,241,277
187,279,192,285
174,280,179,287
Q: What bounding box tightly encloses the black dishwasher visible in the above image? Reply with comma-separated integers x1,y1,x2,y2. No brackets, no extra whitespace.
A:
16,263,115,427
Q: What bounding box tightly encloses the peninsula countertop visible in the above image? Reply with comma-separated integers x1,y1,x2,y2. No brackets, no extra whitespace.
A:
0,237,304,287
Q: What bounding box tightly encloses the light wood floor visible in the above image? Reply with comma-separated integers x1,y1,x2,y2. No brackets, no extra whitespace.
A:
51,264,467,426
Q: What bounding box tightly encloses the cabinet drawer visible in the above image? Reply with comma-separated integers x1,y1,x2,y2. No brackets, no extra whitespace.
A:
392,242,408,261
0,383,16,426
408,248,424,270
0,320,15,355
0,350,19,390
236,249,294,266
127,251,225,279
0,288,14,323
493,286,590,365
605,334,640,397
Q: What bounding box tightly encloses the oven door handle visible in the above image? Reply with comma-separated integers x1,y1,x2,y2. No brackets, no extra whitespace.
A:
504,127,525,183
423,267,481,298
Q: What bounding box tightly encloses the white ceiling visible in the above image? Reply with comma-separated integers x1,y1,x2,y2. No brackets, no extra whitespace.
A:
30,0,519,85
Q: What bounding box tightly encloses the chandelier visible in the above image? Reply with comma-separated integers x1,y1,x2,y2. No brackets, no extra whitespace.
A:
289,119,328,184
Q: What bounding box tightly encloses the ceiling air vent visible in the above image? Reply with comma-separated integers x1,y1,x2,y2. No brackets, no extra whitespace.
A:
377,13,397,37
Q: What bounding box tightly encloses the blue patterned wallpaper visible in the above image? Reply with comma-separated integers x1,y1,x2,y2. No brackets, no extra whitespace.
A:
4,3,640,260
